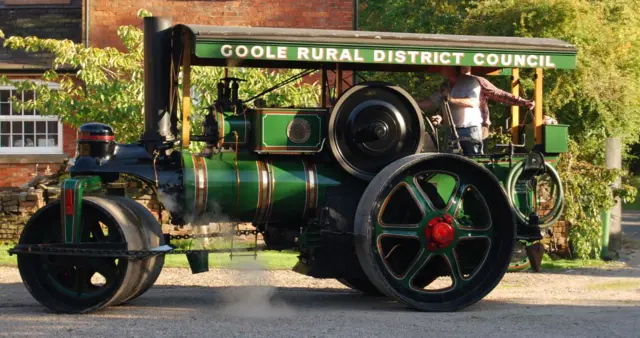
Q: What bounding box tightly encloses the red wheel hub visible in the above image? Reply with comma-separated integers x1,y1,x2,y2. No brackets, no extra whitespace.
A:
426,215,455,250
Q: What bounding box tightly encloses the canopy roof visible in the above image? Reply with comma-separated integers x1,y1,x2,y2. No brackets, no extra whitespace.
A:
174,24,578,71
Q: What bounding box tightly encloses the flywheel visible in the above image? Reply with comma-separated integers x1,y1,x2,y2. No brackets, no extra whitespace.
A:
328,83,426,181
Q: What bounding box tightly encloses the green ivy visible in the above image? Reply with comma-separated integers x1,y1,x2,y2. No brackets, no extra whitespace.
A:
558,140,637,258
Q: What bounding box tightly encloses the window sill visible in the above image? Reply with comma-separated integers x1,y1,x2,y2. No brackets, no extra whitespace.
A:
0,153,68,164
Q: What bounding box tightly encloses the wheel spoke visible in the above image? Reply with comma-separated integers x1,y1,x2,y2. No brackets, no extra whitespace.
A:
443,250,467,288
444,181,468,216
377,224,420,238
402,176,437,217
74,267,91,295
401,250,432,287
455,228,492,240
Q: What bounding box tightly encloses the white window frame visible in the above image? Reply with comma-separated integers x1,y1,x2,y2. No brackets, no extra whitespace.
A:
0,80,63,155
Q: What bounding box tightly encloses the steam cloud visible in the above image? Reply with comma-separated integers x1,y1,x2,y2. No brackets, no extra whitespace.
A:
159,185,290,318
220,259,293,319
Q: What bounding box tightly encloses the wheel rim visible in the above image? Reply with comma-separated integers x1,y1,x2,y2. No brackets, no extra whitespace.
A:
18,202,130,310
508,161,564,228
372,169,496,297
508,241,531,272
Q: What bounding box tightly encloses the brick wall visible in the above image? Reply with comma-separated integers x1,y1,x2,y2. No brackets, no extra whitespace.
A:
0,187,45,242
88,0,354,49
0,2,81,68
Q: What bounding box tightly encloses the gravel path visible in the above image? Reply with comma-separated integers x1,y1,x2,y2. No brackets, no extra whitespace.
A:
1,252,639,338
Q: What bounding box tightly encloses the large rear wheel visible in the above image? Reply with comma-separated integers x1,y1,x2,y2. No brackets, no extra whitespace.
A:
355,154,515,311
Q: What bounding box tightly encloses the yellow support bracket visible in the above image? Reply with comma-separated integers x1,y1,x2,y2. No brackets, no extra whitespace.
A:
181,33,192,149
511,68,520,144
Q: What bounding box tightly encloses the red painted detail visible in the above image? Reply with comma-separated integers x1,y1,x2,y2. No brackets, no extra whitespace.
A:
427,217,441,228
425,215,455,250
78,134,115,141
432,223,455,247
64,189,73,216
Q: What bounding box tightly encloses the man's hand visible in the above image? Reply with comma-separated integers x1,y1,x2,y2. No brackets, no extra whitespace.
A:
430,115,442,126
440,87,451,102
525,100,536,110
481,125,489,139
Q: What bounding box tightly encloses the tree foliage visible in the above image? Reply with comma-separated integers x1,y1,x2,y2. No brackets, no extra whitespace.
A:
0,9,320,144
361,0,639,258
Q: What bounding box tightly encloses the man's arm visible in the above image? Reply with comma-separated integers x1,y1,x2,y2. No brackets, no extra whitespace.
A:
474,75,534,109
416,98,435,111
449,97,476,108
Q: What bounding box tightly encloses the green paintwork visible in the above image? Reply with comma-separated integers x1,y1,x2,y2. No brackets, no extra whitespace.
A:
252,108,326,152
218,111,250,146
543,124,569,153
195,41,577,69
60,176,102,244
181,150,341,225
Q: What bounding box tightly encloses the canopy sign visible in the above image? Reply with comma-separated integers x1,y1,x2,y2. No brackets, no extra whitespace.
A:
195,41,577,69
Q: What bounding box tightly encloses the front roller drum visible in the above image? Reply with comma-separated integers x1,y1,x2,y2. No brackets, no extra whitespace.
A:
16,196,150,314
355,153,515,311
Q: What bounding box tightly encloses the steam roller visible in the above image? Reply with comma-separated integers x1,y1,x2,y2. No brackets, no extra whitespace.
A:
9,16,570,314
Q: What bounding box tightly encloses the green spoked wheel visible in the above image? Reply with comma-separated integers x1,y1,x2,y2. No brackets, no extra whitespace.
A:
16,197,147,314
355,154,515,312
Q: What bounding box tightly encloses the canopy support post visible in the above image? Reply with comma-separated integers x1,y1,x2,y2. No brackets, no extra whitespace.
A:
534,68,543,145
321,66,327,108
181,33,192,149
336,63,343,97
511,68,520,144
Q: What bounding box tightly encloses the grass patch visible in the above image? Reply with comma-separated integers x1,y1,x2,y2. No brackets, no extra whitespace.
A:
0,245,17,267
623,176,640,211
164,250,298,270
539,254,625,270
0,244,298,270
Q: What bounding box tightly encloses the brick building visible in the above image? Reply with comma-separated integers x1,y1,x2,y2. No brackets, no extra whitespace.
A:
0,0,354,188
0,0,82,187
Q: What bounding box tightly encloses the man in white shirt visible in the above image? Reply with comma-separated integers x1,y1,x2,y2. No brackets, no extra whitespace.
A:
418,66,535,155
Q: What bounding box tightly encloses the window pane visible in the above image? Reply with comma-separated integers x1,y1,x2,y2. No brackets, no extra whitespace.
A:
0,90,10,103
0,103,9,115
24,121,34,133
48,134,58,146
0,121,9,133
12,121,22,133
23,90,34,102
23,90,34,115
11,91,22,115
12,135,23,147
12,102,21,115
36,135,47,147
0,135,9,147
36,121,46,133
47,121,58,133
25,135,35,147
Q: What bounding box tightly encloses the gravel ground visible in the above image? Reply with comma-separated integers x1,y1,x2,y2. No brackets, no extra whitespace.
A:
1,251,639,338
